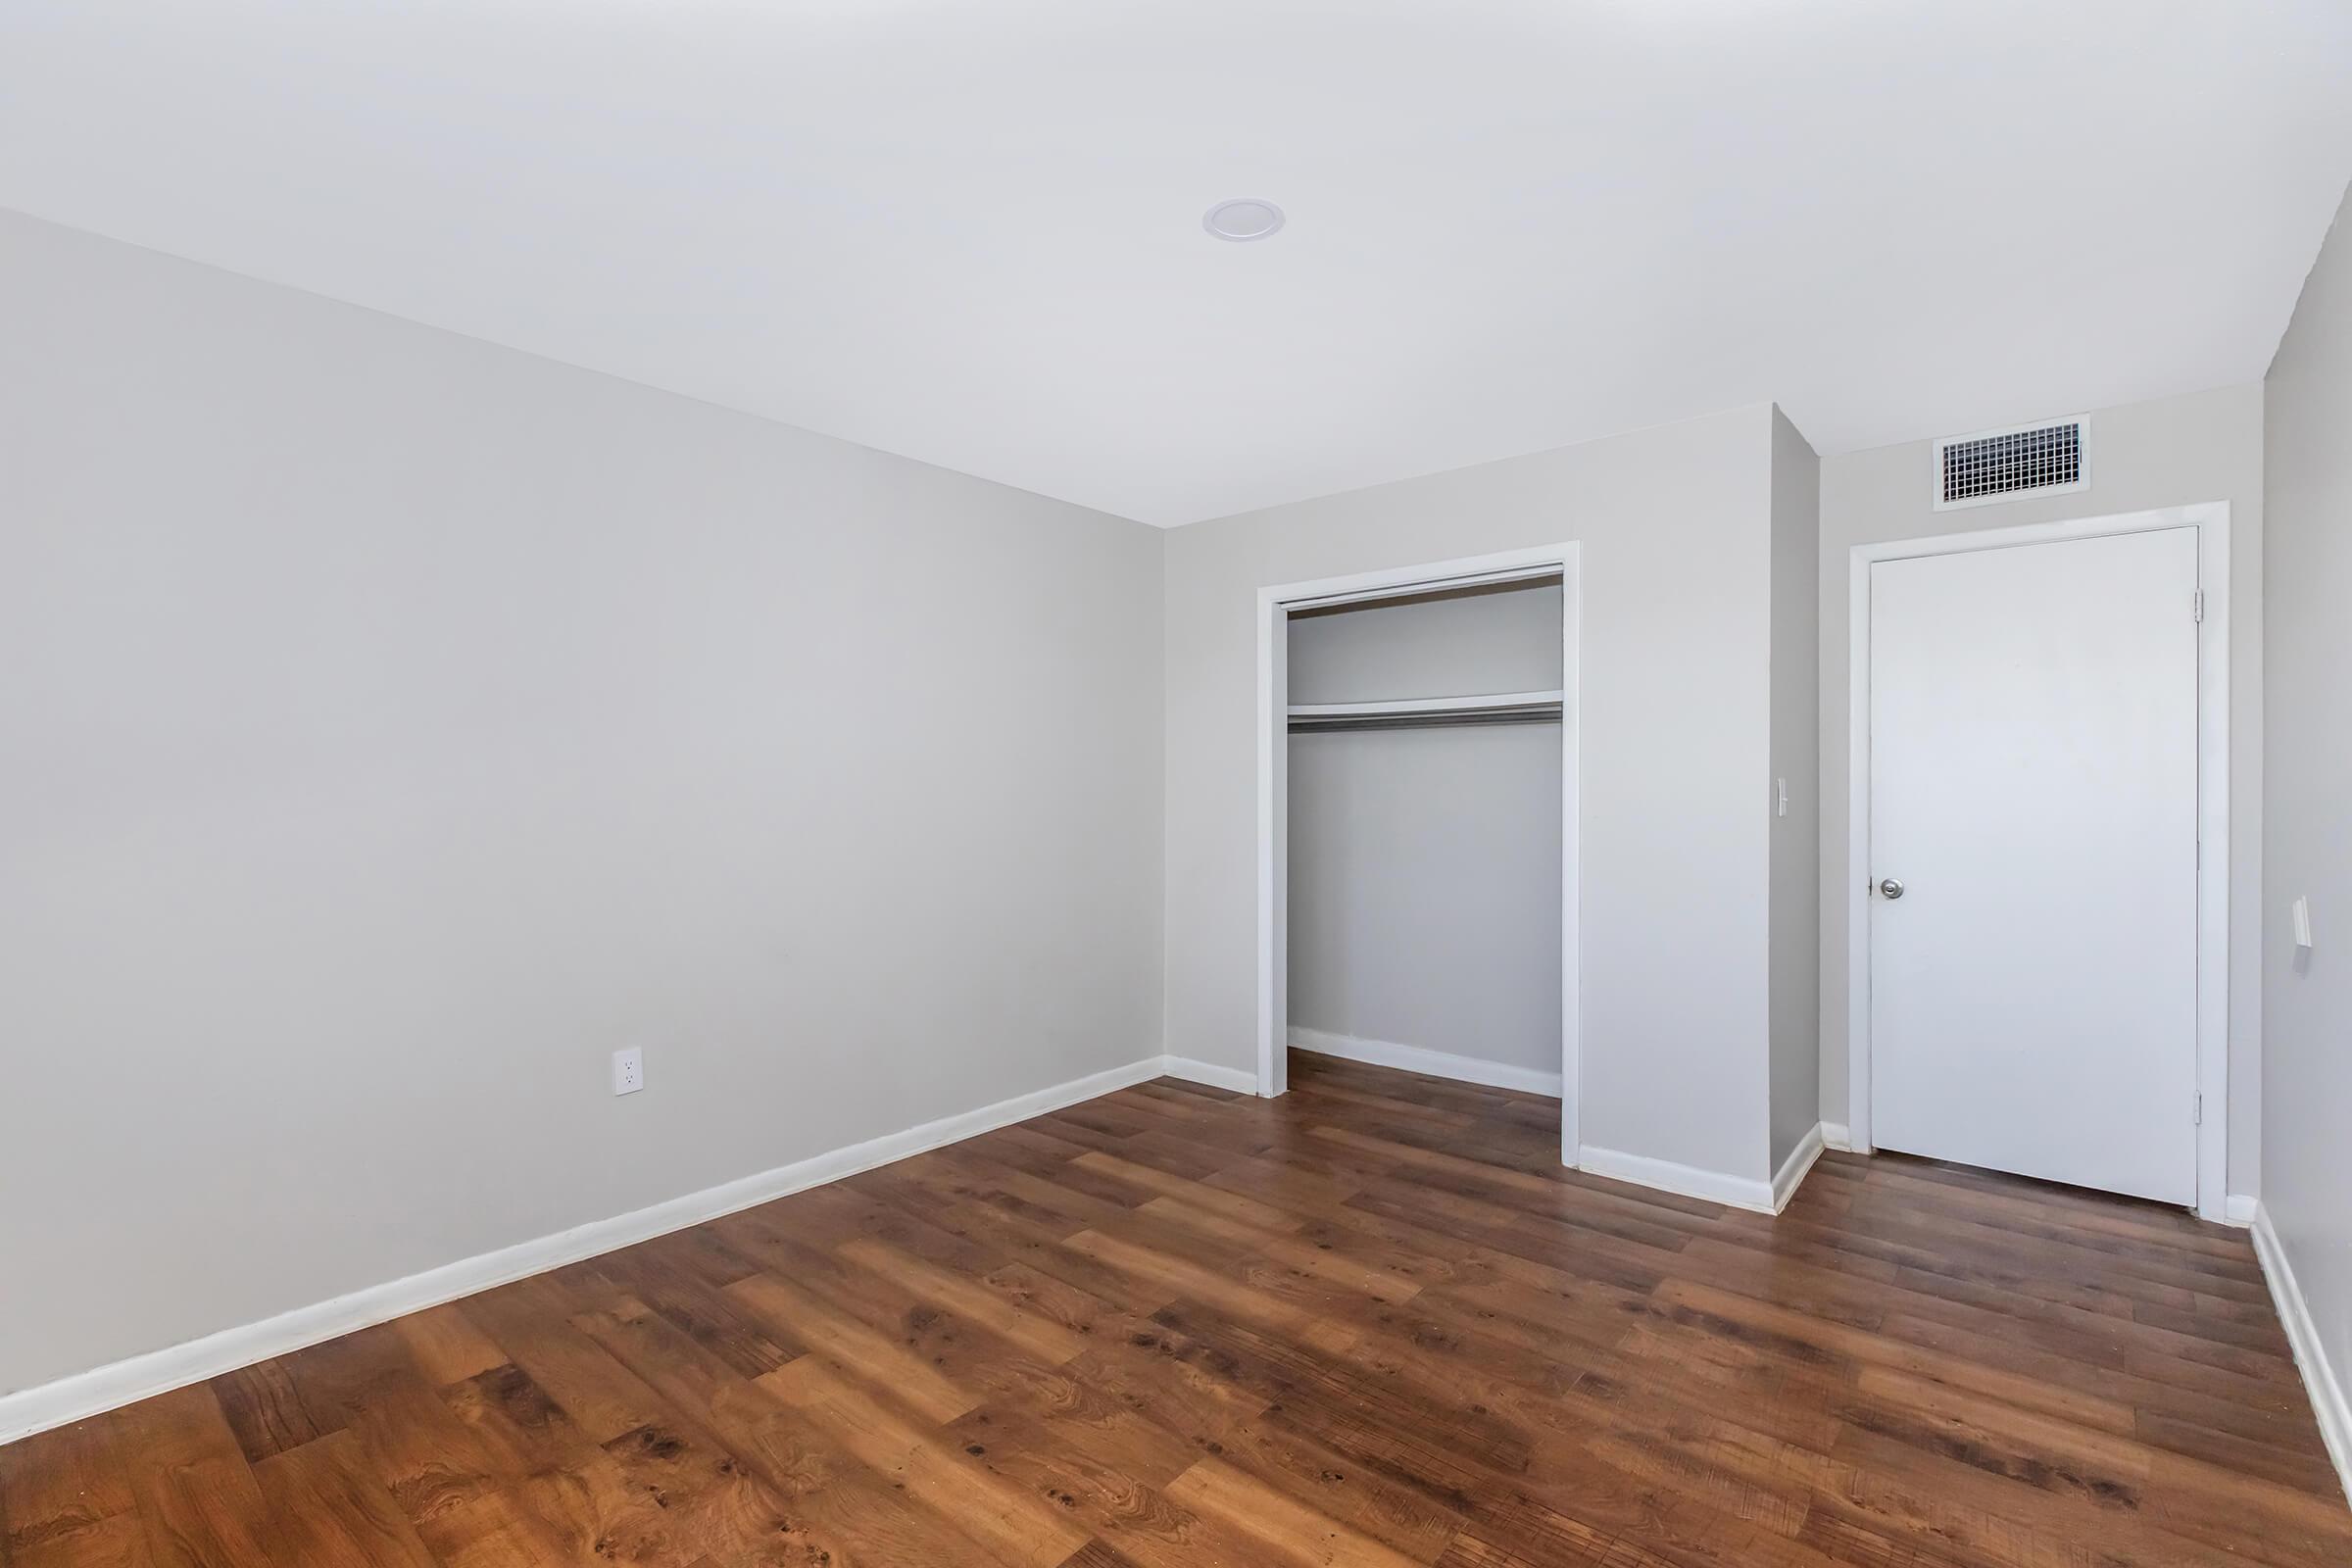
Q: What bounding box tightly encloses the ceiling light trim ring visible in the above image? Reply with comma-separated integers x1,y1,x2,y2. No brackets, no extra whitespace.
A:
1202,198,1285,242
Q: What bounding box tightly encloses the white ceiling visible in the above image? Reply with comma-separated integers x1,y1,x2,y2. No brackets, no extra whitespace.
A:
4,2,2348,526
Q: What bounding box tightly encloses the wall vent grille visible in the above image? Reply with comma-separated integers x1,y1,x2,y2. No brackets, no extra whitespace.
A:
1933,417,2089,510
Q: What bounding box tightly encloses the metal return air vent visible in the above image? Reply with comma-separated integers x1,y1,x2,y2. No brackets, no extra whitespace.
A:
1933,417,2088,510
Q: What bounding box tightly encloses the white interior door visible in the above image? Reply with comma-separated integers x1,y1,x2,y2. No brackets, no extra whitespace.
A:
1869,527,2199,1204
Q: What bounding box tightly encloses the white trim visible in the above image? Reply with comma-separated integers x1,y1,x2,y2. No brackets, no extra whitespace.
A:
1771,1123,1827,1214
1255,543,1583,1170
1290,1026,1564,1098
1577,1144,1776,1214
1159,1054,1260,1095
1844,503,2231,1220
1821,1121,1854,1153
2225,1194,2259,1227
1560,556,1583,1165
1256,581,1287,1101
0,1051,1205,1446
2249,1203,2352,1506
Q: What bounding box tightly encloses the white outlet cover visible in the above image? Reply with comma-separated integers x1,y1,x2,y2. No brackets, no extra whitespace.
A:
612,1047,645,1096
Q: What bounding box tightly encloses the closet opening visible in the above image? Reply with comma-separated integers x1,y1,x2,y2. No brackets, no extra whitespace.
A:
1254,544,1582,1165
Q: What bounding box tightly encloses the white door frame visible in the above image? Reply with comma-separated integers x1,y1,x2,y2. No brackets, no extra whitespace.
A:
1845,502,2230,1219
1255,543,1584,1162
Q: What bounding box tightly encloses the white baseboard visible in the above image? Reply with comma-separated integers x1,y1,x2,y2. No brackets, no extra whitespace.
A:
1289,1026,1564,1098
0,1050,1201,1446
1770,1124,1826,1214
1576,1143,1776,1214
1572,1124,1825,1217
1160,1054,1260,1095
2225,1194,2259,1227
2249,1202,2352,1506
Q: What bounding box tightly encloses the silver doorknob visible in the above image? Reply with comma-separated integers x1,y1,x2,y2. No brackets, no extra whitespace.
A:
1879,878,1905,900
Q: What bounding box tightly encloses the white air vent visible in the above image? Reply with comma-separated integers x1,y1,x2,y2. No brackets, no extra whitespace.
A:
1933,416,2089,511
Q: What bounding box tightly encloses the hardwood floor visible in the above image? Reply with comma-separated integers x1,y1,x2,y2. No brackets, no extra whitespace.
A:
4,1052,2345,1567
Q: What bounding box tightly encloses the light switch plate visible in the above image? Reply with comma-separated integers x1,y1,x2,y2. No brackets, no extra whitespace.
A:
2292,896,2313,951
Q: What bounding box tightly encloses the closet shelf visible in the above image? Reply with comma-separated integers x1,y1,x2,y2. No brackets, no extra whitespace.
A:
1288,688,1564,730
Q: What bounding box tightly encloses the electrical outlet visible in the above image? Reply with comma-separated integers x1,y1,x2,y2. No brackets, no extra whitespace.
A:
612,1047,645,1096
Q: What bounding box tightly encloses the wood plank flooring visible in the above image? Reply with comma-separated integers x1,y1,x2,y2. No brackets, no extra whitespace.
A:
4,1052,2345,1567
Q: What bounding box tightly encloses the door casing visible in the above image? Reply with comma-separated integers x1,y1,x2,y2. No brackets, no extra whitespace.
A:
1253,544,1583,1165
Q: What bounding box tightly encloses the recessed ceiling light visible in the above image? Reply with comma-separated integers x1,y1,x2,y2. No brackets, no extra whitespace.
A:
1202,198,1285,242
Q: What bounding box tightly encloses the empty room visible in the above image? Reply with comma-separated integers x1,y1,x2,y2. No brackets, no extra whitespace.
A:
5,3,2352,1565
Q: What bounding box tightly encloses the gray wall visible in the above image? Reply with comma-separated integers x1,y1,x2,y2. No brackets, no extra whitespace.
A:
1166,403,1782,1183
1816,382,2266,1193
1286,584,1562,1076
2263,181,2352,1441
1287,582,1563,704
0,210,1165,1398
1768,412,1822,1170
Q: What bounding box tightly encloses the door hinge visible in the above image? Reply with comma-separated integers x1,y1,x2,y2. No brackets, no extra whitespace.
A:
2194,1093,2204,1126
2192,590,2205,623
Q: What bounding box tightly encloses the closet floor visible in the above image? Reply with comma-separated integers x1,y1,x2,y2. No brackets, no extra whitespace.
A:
4,1052,2344,1568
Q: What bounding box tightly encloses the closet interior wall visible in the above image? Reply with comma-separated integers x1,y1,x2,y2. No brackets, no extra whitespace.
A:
1286,579,1565,1087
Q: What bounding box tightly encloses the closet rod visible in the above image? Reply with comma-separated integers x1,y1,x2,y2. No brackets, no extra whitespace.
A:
1288,707,1562,733
1288,689,1564,733
1288,688,1562,720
